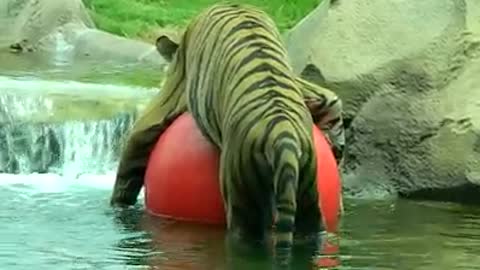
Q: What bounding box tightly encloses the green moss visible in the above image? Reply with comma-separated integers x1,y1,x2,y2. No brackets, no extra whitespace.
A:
82,0,321,38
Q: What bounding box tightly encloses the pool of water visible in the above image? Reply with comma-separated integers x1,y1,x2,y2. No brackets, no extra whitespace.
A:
1,50,480,270
2,175,480,270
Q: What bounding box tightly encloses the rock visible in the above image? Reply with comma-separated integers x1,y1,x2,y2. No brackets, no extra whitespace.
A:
0,0,167,68
466,0,480,36
1,0,94,51
71,27,165,66
285,0,480,202
285,0,472,120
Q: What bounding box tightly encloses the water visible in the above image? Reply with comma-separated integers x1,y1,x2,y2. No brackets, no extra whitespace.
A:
2,50,480,270
3,179,480,270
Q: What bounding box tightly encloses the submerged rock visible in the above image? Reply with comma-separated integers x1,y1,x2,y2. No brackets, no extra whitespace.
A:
285,0,480,202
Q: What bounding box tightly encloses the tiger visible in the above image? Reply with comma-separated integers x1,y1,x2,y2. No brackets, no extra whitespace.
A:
110,2,344,264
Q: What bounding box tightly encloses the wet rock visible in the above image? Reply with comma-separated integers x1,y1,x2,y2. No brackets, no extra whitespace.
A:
285,0,480,201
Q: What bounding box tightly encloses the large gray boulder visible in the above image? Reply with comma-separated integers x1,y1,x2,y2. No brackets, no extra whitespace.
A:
0,0,166,67
285,0,480,202
70,26,164,66
1,0,94,51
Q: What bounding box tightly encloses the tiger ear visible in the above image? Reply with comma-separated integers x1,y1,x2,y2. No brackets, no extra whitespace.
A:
155,35,179,62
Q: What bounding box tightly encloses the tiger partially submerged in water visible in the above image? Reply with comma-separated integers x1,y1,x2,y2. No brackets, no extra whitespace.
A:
110,2,344,264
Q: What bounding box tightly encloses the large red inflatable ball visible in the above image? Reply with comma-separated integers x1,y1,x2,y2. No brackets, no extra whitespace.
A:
144,113,342,232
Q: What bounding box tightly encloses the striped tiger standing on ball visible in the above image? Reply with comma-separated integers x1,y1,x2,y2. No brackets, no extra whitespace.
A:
110,2,345,264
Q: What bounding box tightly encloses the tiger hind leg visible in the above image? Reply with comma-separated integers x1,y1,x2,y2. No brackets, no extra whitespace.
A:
294,156,327,268
295,192,322,235
294,160,322,235
220,151,273,245
222,167,273,243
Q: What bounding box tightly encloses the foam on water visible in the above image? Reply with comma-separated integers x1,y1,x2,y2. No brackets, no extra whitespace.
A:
0,172,113,190
0,172,145,199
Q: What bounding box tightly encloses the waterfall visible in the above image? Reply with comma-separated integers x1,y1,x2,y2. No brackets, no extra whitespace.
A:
0,75,158,177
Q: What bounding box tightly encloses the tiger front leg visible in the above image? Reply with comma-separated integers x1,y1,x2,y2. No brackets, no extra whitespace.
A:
110,93,187,207
297,78,345,164
305,96,345,165
110,123,169,207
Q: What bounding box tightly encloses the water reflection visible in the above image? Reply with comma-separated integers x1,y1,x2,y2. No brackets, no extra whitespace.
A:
111,207,341,270
3,178,480,270
340,199,480,270
111,207,226,270
109,199,480,270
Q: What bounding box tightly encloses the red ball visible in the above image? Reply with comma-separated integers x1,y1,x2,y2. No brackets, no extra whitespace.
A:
144,113,341,232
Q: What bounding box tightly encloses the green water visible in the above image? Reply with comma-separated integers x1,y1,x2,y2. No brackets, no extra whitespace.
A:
3,178,480,270
1,51,480,270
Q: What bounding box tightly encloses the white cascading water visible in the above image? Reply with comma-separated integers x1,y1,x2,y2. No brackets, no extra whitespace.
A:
0,75,158,192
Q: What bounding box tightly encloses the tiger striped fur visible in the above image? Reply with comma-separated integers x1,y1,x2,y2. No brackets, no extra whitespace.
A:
110,2,345,265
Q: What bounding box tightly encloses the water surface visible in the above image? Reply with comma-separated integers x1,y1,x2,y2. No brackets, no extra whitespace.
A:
3,176,480,270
